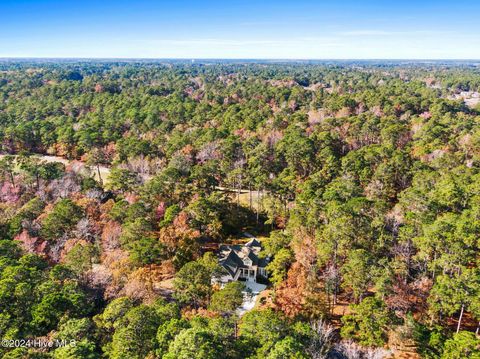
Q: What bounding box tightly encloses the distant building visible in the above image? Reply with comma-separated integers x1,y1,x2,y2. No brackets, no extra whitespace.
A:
216,238,270,283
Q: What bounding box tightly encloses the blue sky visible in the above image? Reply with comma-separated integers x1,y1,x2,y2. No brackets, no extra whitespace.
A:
1,0,479,59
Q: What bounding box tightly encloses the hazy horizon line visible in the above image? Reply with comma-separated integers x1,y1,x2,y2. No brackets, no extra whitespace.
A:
1,57,479,62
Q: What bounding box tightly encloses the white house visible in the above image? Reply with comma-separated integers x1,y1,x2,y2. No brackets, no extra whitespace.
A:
216,238,270,283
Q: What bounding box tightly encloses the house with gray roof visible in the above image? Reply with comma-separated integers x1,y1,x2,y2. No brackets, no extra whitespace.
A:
216,238,270,283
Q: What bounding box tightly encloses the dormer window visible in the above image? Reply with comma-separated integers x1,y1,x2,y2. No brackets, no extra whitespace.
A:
244,259,252,266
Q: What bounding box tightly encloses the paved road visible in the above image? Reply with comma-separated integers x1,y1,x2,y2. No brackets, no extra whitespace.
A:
1,153,261,194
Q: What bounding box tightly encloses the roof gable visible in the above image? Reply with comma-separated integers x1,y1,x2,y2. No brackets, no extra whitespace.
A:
245,238,261,248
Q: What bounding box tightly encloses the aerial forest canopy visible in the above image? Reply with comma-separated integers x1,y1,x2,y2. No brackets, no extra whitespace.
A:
0,60,480,358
